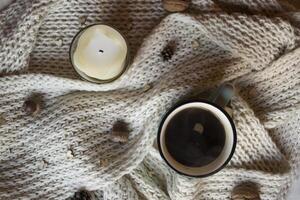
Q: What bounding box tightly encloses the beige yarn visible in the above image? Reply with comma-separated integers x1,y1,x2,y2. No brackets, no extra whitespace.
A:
0,0,300,199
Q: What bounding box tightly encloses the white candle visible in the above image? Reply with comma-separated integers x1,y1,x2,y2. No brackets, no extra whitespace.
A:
71,24,128,82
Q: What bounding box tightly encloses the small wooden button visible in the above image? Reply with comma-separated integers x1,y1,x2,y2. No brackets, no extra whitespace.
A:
162,0,190,12
71,190,95,200
161,41,176,61
231,183,261,200
110,121,129,143
23,99,41,116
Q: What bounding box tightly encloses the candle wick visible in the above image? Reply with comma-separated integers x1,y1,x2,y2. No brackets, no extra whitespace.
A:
98,49,104,53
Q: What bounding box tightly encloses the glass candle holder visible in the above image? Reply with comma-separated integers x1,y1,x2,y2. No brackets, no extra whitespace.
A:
69,24,130,83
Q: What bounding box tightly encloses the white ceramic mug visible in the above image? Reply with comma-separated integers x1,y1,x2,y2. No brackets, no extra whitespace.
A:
157,84,236,177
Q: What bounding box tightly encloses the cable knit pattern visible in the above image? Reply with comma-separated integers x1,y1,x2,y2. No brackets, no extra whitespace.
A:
0,0,299,199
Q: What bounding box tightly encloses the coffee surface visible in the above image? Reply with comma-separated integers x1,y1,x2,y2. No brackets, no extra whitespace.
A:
165,107,225,167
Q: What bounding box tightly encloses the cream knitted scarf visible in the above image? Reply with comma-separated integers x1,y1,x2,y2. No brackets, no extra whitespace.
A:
0,0,299,199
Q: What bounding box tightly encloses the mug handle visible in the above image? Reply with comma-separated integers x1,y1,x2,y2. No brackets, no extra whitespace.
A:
208,83,234,108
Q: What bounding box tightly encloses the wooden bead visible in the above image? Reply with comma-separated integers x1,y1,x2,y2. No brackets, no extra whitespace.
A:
23,99,41,116
231,183,261,200
110,121,129,143
162,0,190,12
71,190,95,200
161,41,176,61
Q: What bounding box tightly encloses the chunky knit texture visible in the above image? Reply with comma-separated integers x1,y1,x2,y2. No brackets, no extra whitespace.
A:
0,0,300,199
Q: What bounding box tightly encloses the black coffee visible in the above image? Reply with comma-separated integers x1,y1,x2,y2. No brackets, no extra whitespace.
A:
165,107,225,167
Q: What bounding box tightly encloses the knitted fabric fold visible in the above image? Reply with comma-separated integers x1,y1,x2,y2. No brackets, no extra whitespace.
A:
0,0,299,199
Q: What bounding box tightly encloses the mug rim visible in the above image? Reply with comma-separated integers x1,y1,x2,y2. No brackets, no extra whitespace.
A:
157,99,237,178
